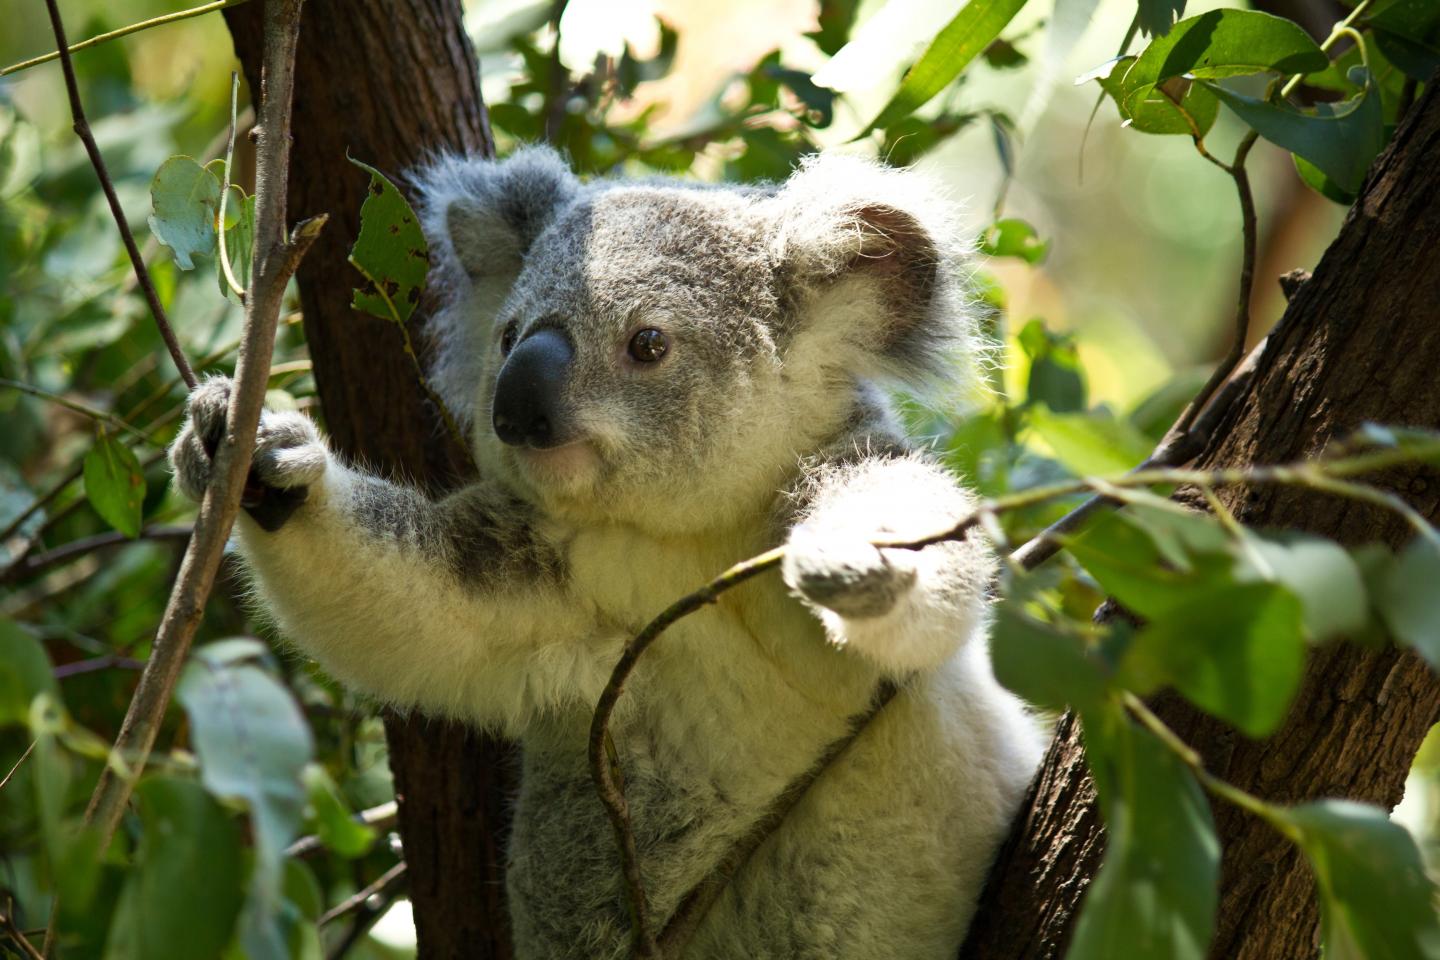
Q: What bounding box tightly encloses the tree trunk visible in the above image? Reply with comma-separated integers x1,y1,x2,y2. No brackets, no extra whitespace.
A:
224,3,515,957
962,77,1440,958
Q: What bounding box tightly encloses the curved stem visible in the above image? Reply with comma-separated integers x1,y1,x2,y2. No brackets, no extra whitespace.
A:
2,0,251,76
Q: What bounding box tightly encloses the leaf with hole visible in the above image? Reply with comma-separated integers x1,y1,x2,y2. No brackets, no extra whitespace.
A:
349,157,429,326
147,155,221,271
83,430,145,539
861,0,1031,136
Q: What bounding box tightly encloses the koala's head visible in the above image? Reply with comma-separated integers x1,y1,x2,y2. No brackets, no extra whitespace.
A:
413,146,980,532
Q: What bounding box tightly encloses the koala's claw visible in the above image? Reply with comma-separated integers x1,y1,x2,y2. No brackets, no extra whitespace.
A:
782,524,917,621
169,375,328,526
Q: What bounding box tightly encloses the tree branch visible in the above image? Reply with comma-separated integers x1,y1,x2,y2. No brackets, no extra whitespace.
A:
317,861,408,928
1,525,192,583
40,0,197,390
3,0,252,76
44,0,320,952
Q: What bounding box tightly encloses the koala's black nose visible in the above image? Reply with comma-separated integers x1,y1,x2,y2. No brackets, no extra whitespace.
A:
493,328,573,449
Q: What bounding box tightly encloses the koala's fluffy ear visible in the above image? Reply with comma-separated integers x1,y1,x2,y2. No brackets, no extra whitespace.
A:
770,154,978,387
410,147,578,430
413,145,578,285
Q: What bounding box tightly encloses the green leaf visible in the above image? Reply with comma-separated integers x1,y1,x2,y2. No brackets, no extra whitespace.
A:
979,217,1050,264
1120,582,1306,738
862,0,1030,135
1121,10,1327,117
217,188,256,304
147,155,221,271
83,431,145,539
1294,153,1356,205
1019,319,1087,413
1280,800,1440,960
1069,703,1218,960
1093,58,1219,137
178,644,313,960
1065,507,1225,620
1137,0,1186,38
348,157,429,326
1206,76,1385,196
302,764,376,858
1029,407,1152,476
103,778,245,960
991,603,1109,713
1375,536,1440,670
1236,532,1369,642
0,618,58,726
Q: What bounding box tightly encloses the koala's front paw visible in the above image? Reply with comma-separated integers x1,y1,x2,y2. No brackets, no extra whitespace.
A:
169,375,329,530
782,524,917,620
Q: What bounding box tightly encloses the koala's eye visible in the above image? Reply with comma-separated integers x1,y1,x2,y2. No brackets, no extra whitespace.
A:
500,322,519,356
628,328,669,363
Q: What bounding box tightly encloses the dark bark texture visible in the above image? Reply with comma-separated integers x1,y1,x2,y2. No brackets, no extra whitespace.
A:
225,3,514,958
962,77,1440,959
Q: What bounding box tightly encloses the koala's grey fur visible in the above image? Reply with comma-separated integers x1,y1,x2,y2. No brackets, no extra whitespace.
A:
170,145,1043,959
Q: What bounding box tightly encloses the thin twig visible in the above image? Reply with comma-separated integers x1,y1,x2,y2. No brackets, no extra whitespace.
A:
52,654,145,680
218,72,247,301
3,0,252,76
317,861,408,928
41,0,196,390
0,909,44,960
588,546,786,958
1175,129,1259,435
0,741,37,794
0,379,153,445
2,525,192,583
285,801,398,859
48,1,319,952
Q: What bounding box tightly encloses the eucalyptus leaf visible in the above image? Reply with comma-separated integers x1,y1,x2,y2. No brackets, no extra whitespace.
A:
1236,532,1369,642
1280,800,1440,960
147,155,221,271
1207,77,1385,196
0,618,58,726
991,603,1109,713
348,157,429,325
1069,703,1218,960
1120,9,1326,117
178,646,314,960
1095,57,1219,137
1119,582,1306,737
1375,536,1440,670
979,217,1050,264
103,778,245,960
1029,407,1152,476
862,0,1030,135
83,431,145,539
1136,0,1186,37
302,764,376,858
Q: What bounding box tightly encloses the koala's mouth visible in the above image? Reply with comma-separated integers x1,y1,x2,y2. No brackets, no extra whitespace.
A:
512,439,601,482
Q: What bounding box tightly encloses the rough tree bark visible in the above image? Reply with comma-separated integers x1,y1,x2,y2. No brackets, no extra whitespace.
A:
224,3,515,957
962,77,1440,959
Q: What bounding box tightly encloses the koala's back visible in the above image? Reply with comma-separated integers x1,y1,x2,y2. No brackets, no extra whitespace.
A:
503,519,1040,960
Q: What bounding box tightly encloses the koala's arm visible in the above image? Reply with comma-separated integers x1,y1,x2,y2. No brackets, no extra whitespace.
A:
169,378,605,731
781,453,995,674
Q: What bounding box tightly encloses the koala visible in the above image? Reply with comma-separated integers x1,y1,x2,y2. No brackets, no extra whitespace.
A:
170,146,1044,959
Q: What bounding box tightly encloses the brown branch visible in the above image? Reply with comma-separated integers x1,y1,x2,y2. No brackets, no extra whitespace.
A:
52,654,145,680
1,525,192,583
1174,130,1260,435
1,908,43,960
44,0,320,952
41,0,196,390
317,861,408,928
0,741,36,794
